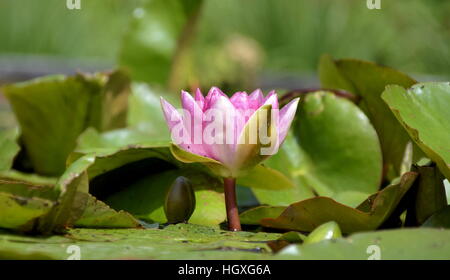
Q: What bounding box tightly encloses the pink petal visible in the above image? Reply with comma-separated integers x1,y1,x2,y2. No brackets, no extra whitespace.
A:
160,97,183,131
180,90,207,156
249,89,264,109
278,97,300,143
203,87,227,110
160,97,191,151
202,95,238,167
262,90,279,110
194,88,205,110
230,91,249,110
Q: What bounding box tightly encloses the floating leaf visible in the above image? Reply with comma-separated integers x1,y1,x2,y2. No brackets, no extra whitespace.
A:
261,172,418,233
3,71,130,176
277,228,450,260
319,55,420,179
0,192,54,231
37,155,93,234
0,224,280,260
0,128,20,172
74,193,140,229
382,82,450,180
253,133,315,206
240,206,286,225
237,164,294,191
292,91,382,206
0,177,56,231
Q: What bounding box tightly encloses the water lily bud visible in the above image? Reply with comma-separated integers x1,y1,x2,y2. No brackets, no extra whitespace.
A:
164,176,196,224
303,221,342,244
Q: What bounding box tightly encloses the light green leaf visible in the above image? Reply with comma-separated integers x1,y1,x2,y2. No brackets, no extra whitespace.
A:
319,55,420,179
255,133,315,205
74,193,140,228
0,128,20,172
293,91,382,205
3,71,130,176
238,164,294,190
37,155,94,234
0,224,281,260
240,206,286,225
277,228,450,260
382,82,450,180
0,192,54,230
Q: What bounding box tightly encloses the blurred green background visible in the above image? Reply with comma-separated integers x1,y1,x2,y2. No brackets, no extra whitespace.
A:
0,0,448,84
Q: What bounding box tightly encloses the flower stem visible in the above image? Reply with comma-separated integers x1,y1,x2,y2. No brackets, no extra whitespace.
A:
223,177,241,231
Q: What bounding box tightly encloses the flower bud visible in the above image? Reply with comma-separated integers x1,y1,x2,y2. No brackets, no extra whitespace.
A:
164,176,196,224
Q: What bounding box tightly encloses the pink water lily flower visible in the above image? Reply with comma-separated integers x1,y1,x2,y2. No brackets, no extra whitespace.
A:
160,87,299,231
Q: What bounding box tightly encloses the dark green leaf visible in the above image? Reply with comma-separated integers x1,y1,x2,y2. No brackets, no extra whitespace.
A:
406,165,447,225
422,205,450,229
261,172,418,233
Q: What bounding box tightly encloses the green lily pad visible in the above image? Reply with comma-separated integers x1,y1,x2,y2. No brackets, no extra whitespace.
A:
382,82,450,180
0,170,57,186
240,206,286,225
73,141,227,226
74,193,140,229
292,91,382,205
0,192,54,231
37,155,93,234
0,224,280,260
319,55,420,179
3,71,130,176
254,133,315,206
237,164,294,191
0,128,20,172
277,228,450,260
261,172,418,233
0,177,57,231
